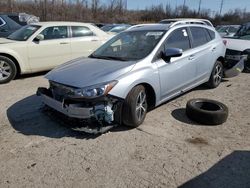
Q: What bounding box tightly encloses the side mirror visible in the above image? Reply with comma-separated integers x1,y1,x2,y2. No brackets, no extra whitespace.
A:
225,29,230,35
34,34,44,42
162,48,183,62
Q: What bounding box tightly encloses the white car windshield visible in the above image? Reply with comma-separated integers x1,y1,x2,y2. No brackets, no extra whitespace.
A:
90,30,165,61
7,25,41,41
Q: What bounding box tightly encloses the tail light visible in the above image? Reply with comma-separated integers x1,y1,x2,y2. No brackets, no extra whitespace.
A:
223,40,227,46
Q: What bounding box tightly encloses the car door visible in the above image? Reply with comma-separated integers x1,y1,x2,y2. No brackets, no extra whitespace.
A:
189,26,216,80
28,26,71,72
154,27,196,101
70,26,103,59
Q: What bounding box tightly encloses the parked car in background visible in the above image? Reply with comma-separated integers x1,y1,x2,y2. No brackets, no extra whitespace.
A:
0,22,110,83
224,22,250,72
37,20,226,132
101,24,131,34
0,12,39,38
216,25,240,37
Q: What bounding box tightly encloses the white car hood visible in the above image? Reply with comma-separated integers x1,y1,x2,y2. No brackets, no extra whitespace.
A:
0,38,17,44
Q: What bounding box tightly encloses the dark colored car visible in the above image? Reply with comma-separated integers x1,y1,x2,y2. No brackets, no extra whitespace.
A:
0,13,39,38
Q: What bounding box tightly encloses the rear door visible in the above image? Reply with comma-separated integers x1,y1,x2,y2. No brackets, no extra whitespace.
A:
154,27,196,101
70,26,103,59
189,26,216,80
28,26,71,71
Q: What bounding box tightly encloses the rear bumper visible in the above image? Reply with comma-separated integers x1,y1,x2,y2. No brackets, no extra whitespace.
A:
37,87,93,119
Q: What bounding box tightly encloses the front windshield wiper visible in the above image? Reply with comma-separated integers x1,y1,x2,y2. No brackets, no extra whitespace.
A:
89,54,128,61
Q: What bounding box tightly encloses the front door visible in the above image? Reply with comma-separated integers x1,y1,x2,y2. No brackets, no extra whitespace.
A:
28,26,71,72
154,27,196,101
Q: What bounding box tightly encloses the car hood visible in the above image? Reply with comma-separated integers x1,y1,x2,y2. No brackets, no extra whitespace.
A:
0,38,17,44
45,57,136,88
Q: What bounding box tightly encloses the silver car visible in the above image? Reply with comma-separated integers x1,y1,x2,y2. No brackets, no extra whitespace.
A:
37,20,226,131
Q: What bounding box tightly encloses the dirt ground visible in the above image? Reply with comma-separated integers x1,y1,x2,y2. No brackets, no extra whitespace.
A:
0,72,249,188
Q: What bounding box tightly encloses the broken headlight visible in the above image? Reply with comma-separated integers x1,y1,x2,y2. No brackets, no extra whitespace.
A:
72,81,118,99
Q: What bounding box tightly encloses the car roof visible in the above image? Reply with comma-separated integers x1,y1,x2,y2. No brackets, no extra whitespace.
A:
31,22,94,27
128,24,170,31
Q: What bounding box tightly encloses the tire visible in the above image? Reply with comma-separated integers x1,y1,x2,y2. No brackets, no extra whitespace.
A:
207,60,223,88
0,56,17,84
122,85,148,127
186,98,228,125
243,54,250,73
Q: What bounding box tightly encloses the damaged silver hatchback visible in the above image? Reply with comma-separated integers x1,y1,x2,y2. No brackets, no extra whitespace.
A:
37,20,227,133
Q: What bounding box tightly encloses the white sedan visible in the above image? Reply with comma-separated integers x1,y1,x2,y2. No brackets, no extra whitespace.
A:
0,22,111,83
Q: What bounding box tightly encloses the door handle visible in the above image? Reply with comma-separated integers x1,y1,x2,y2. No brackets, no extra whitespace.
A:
188,54,195,60
60,42,69,44
212,47,216,52
91,39,99,41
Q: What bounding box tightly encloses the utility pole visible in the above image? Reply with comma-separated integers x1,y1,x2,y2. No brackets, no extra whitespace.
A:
219,0,224,15
198,0,201,15
183,0,186,16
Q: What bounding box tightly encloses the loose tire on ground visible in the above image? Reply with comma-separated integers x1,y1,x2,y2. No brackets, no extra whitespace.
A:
122,85,148,127
186,98,228,125
0,56,17,84
207,60,223,88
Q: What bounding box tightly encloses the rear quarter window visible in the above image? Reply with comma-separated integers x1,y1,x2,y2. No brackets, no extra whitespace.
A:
190,27,210,47
206,29,215,40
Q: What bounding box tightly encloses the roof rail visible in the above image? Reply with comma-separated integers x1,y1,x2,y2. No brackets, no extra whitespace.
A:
126,23,166,30
160,18,213,27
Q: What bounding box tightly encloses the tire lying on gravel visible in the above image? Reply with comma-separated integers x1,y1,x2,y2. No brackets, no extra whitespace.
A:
186,98,228,125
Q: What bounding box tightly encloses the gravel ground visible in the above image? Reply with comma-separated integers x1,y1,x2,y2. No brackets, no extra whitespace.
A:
0,72,249,188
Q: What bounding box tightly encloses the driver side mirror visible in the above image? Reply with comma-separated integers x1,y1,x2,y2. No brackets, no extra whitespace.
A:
161,48,183,62
34,34,44,42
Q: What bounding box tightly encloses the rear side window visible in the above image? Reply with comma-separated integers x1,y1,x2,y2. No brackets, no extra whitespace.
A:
72,26,94,37
190,27,209,47
165,28,191,51
206,29,215,40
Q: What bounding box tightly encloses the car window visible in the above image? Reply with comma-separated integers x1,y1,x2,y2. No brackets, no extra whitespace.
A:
165,28,191,51
206,29,215,40
40,26,68,40
190,27,209,47
228,26,238,33
0,17,4,26
71,26,94,37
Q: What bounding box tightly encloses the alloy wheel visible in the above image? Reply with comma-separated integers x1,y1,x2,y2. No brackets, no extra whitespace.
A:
213,64,222,85
135,90,147,121
0,60,11,81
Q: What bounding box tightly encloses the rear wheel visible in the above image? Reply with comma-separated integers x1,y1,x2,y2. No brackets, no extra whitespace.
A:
0,56,17,84
122,85,148,127
207,61,223,88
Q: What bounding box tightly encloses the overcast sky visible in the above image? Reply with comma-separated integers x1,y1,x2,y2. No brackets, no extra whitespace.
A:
122,0,250,14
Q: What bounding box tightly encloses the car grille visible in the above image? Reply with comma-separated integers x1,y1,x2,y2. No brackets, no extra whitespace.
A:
49,81,75,102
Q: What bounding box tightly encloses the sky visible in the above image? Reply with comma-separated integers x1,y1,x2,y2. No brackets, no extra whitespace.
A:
124,0,250,15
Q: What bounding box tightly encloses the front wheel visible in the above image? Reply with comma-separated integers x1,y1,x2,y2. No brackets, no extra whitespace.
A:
0,56,17,84
122,85,148,127
207,61,223,88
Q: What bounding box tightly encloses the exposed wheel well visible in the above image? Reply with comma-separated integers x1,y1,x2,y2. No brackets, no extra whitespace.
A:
217,56,225,66
0,53,20,76
139,83,156,110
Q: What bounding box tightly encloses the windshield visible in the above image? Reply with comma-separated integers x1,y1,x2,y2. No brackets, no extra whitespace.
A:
233,23,250,40
7,25,40,41
90,30,165,61
101,25,116,32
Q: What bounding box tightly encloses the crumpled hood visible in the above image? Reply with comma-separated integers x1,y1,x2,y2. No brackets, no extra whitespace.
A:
45,57,136,88
0,38,17,44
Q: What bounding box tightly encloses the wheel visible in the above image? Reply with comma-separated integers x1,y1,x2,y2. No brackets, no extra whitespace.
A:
243,54,250,73
207,61,223,88
0,56,17,84
186,98,228,125
122,85,148,127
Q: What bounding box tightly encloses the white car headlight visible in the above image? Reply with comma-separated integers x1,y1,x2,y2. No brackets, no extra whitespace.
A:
73,81,118,99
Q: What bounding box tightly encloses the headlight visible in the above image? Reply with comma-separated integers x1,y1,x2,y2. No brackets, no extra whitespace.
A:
72,81,118,99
